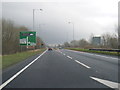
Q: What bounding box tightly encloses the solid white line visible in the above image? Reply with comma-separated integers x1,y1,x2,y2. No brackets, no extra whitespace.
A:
66,49,118,60
0,50,47,90
67,56,72,59
75,60,91,69
90,76,119,88
93,54,118,60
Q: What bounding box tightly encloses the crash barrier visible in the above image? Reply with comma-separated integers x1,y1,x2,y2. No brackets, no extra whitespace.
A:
89,48,120,52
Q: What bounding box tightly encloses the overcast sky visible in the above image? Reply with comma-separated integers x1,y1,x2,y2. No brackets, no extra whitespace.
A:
2,0,119,45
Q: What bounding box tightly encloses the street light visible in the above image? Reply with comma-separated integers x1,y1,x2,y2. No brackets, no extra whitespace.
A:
32,9,43,49
66,31,68,42
68,21,75,47
38,23,46,48
33,9,43,31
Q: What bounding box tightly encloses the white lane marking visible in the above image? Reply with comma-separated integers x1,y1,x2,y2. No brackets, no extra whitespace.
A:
90,76,119,88
67,56,72,59
75,60,91,69
0,50,47,90
66,49,118,60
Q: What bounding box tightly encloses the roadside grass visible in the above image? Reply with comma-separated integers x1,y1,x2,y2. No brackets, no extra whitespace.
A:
0,56,2,70
2,48,46,69
67,48,120,56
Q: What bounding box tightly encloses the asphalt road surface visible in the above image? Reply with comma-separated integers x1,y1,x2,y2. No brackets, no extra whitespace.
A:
1,49,120,89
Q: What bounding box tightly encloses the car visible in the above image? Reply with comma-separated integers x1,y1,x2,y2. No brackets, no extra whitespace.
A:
48,48,52,51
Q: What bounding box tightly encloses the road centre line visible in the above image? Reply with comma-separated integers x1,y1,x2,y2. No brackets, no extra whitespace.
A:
75,60,91,69
90,76,120,89
0,50,47,90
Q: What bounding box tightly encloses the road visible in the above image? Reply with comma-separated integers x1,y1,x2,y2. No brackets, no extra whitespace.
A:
1,49,120,89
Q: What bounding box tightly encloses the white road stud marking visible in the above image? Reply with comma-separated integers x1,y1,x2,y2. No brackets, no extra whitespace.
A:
67,56,72,59
0,50,47,90
90,76,119,88
75,60,91,69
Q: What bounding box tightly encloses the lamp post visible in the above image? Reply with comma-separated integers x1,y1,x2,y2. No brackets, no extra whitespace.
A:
38,24,45,48
66,31,68,42
32,9,43,49
68,21,75,47
33,9,43,31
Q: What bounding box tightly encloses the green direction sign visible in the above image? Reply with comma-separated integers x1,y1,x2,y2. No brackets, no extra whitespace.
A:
20,31,36,46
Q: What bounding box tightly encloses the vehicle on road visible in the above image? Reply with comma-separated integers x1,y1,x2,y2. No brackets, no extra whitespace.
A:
48,48,52,51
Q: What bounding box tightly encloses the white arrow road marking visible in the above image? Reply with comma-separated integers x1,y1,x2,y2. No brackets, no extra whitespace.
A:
75,60,91,69
67,56,72,59
90,76,119,88
0,50,47,90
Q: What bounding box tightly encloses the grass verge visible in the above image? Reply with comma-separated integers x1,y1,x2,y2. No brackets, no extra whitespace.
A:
2,48,46,69
67,48,120,56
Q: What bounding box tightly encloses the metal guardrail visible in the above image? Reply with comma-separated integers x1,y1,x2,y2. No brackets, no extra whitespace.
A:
89,49,120,52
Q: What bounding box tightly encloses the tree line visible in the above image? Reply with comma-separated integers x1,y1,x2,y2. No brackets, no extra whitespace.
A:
2,19,45,55
63,32,118,49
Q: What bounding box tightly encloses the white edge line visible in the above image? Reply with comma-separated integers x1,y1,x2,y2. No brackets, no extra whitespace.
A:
75,60,91,69
0,50,47,89
67,56,72,59
66,49,118,60
90,76,119,88
94,54,118,60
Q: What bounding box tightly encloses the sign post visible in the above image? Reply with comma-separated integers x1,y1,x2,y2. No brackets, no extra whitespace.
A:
19,31,36,49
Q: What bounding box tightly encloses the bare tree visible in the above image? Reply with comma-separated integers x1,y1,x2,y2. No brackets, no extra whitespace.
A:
2,19,44,55
64,42,70,47
101,33,118,49
89,33,94,44
78,39,90,48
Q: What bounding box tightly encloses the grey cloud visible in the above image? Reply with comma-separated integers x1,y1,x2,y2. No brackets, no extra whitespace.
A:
2,1,117,44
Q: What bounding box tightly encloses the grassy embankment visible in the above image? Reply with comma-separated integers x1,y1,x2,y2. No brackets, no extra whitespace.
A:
67,48,120,56
2,48,46,69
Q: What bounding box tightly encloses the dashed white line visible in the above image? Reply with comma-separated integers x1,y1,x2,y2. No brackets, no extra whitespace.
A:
0,50,47,90
75,60,91,69
90,76,119,88
67,56,72,59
